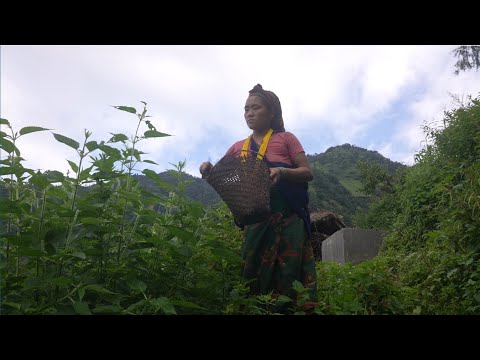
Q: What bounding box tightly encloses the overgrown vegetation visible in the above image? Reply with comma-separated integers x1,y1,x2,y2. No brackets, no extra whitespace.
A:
452,46,480,76
357,94,480,314
2,93,479,315
0,104,249,314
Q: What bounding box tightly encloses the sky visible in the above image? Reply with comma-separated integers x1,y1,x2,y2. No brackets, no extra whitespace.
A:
1,45,480,178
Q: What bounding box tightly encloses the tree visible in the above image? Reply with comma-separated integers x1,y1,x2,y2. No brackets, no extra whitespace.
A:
451,46,480,75
357,159,395,196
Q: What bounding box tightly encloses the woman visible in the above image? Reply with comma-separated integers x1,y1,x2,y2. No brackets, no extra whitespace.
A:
200,84,318,307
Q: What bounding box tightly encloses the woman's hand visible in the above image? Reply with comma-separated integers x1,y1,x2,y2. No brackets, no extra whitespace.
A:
270,167,283,185
199,161,213,179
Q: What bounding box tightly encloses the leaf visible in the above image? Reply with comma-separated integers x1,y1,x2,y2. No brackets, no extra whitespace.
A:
0,167,15,176
152,297,177,315
17,248,45,257
128,241,155,250
0,137,19,154
142,169,173,191
143,159,158,165
80,217,107,225
19,126,50,136
108,133,129,143
57,209,76,218
127,279,147,293
139,188,162,200
53,133,79,150
0,118,11,126
13,166,31,179
112,105,137,114
139,208,160,217
84,284,115,295
97,144,122,159
72,252,86,260
124,148,142,161
29,172,50,190
79,166,93,182
474,292,480,303
83,248,103,256
117,190,141,202
3,302,21,310
78,287,86,302
67,160,79,174
292,280,305,293
144,130,171,138
276,295,293,304
4,234,33,246
447,268,459,279
73,302,92,315
45,170,65,183
162,225,195,242
211,248,243,263
92,305,122,314
24,277,44,289
175,246,192,257
85,141,99,152
0,200,21,216
170,299,207,310
47,277,73,287
187,203,204,219
46,196,65,205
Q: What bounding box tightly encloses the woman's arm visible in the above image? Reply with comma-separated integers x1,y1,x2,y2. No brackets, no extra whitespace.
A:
270,152,313,184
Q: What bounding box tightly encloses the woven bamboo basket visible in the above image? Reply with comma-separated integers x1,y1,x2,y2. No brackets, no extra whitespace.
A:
206,150,271,225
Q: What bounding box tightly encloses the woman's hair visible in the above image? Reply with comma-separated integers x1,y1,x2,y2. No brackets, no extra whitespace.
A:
248,84,285,132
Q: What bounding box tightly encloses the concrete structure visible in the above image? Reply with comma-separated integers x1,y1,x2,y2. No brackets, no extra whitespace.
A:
321,228,387,265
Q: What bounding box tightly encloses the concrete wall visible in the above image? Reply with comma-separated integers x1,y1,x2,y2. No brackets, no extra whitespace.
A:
321,228,387,265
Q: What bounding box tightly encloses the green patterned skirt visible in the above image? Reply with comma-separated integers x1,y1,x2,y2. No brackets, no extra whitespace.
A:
241,186,318,303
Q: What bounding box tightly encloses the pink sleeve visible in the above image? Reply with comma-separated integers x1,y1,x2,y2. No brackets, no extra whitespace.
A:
286,132,305,160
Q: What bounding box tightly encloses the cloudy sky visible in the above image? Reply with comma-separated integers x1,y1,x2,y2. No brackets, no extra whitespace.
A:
1,45,479,177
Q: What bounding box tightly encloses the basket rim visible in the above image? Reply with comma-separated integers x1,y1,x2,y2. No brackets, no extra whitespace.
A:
207,151,269,180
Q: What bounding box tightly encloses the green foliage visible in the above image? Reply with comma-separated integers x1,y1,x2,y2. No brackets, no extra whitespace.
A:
315,260,412,314
0,104,247,315
308,167,369,225
452,46,480,75
353,160,407,230
357,159,395,196
358,94,480,314
338,179,364,197
3,94,479,315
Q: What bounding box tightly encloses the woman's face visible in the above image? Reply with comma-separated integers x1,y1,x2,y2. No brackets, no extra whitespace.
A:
244,95,273,131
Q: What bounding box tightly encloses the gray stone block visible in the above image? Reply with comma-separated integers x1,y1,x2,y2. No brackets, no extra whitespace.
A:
321,228,387,265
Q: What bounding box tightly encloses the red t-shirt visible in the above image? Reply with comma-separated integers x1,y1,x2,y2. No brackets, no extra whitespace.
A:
224,131,305,166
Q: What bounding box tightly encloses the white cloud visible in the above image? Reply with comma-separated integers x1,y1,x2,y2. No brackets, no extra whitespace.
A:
2,45,480,178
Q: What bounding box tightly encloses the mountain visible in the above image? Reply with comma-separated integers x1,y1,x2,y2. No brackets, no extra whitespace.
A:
133,170,221,206
307,143,403,181
306,144,406,225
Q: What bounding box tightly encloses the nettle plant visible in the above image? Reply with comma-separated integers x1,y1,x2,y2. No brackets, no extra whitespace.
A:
0,103,247,315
